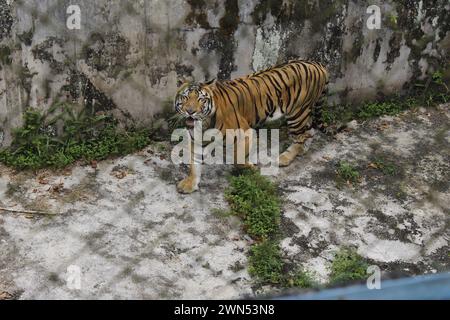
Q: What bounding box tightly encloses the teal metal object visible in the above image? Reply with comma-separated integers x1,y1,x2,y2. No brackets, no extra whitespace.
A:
277,273,450,300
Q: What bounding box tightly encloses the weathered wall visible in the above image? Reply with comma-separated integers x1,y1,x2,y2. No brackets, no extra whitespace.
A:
0,0,449,146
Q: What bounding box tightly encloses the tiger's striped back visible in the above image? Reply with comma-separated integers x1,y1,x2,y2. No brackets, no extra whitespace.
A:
208,60,329,137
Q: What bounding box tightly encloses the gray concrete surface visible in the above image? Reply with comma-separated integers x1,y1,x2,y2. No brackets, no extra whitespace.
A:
0,104,449,299
1,0,449,146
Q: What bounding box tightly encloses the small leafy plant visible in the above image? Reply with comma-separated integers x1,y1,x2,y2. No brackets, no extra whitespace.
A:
0,103,151,169
225,169,280,240
336,161,361,185
319,76,449,129
328,248,369,285
371,158,397,176
225,169,316,289
357,101,406,120
287,268,316,289
248,241,283,284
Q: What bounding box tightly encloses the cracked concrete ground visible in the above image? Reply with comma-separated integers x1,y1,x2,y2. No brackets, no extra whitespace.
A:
0,104,449,299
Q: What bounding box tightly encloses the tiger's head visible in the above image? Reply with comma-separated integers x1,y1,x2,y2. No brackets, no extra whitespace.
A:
174,81,215,129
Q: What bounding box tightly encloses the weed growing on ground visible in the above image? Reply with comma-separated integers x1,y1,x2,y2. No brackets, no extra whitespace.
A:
320,73,449,128
0,104,152,170
328,248,369,285
336,161,361,185
286,268,316,289
225,169,280,240
225,169,316,289
372,158,397,176
248,240,283,284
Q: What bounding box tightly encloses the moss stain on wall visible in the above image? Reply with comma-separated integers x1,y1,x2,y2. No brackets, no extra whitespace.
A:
0,0,13,41
0,0,448,144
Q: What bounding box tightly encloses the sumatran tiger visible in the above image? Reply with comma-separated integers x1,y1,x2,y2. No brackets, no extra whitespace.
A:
174,60,329,193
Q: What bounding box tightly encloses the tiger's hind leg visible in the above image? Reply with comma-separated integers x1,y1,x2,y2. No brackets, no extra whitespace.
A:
279,105,313,167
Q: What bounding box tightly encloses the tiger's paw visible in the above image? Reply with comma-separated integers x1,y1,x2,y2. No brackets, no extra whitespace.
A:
278,153,294,167
177,177,198,194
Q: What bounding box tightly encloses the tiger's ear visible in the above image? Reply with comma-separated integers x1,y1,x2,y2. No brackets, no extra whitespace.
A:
176,82,191,95
203,78,216,86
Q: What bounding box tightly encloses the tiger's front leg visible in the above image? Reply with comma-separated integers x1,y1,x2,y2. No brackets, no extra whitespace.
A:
177,141,202,194
278,136,308,167
177,162,201,193
279,111,313,167
234,128,255,169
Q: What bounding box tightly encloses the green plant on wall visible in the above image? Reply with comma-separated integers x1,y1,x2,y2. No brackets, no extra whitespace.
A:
388,13,398,28
248,240,283,284
0,103,152,169
319,76,449,129
432,71,449,98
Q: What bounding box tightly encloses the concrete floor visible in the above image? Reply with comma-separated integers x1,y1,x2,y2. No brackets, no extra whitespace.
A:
0,104,449,299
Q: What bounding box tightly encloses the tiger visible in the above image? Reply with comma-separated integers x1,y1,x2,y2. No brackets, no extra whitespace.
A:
174,59,329,194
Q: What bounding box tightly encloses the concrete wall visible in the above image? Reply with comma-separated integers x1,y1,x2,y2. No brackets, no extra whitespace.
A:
0,0,449,146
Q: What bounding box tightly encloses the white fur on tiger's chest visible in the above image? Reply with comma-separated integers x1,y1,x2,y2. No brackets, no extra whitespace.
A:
265,107,284,123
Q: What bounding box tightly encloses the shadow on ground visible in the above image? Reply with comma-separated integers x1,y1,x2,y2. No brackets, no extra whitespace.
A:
0,104,448,299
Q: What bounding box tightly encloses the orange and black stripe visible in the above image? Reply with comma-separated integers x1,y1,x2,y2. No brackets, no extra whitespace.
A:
207,60,328,141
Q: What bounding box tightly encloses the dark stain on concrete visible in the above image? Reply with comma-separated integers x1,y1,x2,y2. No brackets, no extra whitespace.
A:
185,0,210,29
62,70,118,113
31,37,66,73
373,38,382,62
0,0,13,42
82,32,130,79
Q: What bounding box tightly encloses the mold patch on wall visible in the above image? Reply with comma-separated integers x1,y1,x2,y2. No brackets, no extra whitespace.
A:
0,0,448,142
0,0,13,41
82,32,131,79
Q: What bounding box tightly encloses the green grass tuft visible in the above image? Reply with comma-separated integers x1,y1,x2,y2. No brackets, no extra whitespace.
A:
248,240,283,284
319,73,449,128
336,161,361,185
224,169,317,289
373,158,397,176
0,104,151,170
357,101,406,120
287,269,316,289
328,248,369,285
225,169,280,240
